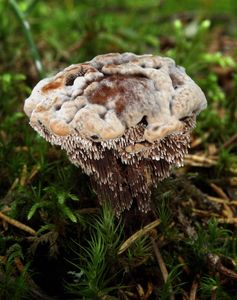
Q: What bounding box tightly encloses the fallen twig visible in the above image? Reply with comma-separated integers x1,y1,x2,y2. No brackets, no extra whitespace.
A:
207,253,237,280
207,195,237,206
218,217,237,225
209,183,234,218
185,154,217,167
118,219,160,255
0,211,36,235
210,183,230,200
222,132,237,150
150,234,175,300
2,178,19,205
150,236,168,282
189,278,198,300
192,208,219,217
9,0,45,78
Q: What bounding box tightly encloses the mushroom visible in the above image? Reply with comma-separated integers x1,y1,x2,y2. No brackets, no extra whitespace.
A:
24,53,207,216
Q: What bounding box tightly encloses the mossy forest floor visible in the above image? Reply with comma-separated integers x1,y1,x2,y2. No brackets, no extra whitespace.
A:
0,1,237,299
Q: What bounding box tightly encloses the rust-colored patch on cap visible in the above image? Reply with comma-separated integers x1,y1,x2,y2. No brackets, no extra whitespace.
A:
88,75,125,106
88,74,151,114
42,77,64,93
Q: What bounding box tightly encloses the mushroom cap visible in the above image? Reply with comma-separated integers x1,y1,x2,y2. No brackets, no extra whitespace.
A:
24,53,207,216
24,53,206,143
